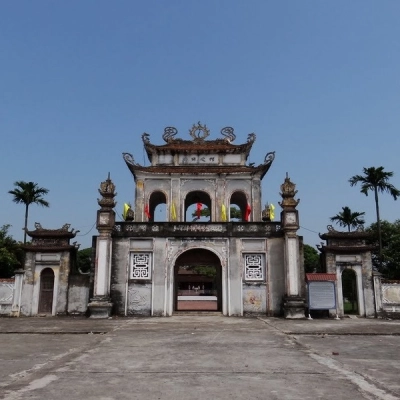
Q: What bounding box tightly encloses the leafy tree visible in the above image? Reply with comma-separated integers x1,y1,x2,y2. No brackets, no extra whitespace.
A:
303,244,321,273
0,225,23,278
77,248,92,273
366,220,400,279
8,181,50,244
330,206,365,232
349,167,400,266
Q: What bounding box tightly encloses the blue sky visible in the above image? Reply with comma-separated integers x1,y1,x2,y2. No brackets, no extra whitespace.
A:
1,1,400,249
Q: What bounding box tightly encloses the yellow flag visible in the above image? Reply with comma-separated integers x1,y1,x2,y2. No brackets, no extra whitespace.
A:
171,202,177,221
221,204,227,221
269,203,275,220
123,203,130,220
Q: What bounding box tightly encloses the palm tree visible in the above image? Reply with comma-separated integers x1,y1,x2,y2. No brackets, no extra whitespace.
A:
349,166,400,265
8,181,50,244
330,206,365,232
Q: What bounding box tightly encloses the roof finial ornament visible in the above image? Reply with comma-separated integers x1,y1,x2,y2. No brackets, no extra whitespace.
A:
220,127,236,143
264,151,275,165
279,173,300,209
142,133,150,144
189,121,210,142
162,127,178,143
247,133,256,143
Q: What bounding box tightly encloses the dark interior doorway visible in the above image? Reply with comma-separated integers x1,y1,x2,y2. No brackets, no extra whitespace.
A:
342,269,358,314
38,268,55,314
174,249,222,312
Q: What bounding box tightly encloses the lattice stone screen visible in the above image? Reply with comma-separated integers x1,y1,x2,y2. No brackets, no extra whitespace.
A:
130,253,152,280
244,254,265,281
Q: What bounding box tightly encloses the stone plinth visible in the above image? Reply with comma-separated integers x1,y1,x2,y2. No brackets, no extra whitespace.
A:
88,298,113,319
283,296,306,319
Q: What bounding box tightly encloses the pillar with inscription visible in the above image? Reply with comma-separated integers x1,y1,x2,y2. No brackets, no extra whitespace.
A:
88,175,116,318
280,174,306,318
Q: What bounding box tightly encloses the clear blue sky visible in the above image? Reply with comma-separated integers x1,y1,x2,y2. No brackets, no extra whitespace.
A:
1,1,400,249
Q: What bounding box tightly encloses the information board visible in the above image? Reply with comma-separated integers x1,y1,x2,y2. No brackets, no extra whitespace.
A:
308,281,336,310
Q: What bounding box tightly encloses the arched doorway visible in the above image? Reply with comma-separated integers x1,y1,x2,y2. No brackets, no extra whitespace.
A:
342,269,358,314
38,268,55,314
184,190,211,222
174,249,222,312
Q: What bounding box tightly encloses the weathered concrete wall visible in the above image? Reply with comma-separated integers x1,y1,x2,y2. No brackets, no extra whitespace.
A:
243,284,267,315
267,238,285,316
127,283,152,316
360,252,375,317
56,251,72,315
0,279,14,315
110,238,130,315
67,275,90,315
152,238,166,316
381,280,400,318
20,252,36,316
228,238,242,316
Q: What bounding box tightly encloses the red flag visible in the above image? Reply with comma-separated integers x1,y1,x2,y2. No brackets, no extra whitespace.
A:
244,203,251,221
145,204,151,220
196,202,202,219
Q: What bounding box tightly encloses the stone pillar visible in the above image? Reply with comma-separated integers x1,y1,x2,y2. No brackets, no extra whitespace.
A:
89,175,116,318
373,271,382,317
10,269,24,317
279,174,306,318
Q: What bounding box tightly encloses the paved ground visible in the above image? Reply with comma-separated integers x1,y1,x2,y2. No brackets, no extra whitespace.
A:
0,315,400,400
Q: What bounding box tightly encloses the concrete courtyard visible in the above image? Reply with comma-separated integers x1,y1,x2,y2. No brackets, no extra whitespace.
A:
0,315,399,400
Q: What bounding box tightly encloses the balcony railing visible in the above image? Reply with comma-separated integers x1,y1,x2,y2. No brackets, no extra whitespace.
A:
113,221,282,238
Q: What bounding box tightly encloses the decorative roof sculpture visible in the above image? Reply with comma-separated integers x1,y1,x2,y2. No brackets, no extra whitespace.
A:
279,173,300,209
97,173,117,211
123,123,275,179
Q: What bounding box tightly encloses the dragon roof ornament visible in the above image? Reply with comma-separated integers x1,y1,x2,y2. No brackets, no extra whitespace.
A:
220,126,236,143
162,127,178,143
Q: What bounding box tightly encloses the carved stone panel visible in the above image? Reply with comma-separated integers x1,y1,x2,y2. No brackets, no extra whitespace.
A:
243,284,267,314
127,283,151,316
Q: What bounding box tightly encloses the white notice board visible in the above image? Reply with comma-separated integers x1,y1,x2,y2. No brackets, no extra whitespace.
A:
308,281,336,310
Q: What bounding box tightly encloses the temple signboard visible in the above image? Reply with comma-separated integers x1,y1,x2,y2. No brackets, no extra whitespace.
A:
306,274,337,310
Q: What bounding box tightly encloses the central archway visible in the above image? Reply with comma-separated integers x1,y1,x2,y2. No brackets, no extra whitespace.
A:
174,249,222,312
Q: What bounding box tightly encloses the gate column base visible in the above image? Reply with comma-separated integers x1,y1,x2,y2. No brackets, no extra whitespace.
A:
88,297,113,319
283,296,306,319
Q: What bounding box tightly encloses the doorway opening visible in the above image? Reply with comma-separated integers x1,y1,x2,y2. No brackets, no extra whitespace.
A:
174,249,222,312
342,268,358,314
38,268,55,314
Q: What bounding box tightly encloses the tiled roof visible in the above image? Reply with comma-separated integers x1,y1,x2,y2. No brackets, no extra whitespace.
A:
319,231,371,239
306,273,337,281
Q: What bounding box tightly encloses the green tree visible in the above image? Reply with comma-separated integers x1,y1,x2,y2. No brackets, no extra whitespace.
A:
191,206,242,221
349,167,400,266
0,225,24,278
8,181,50,244
303,244,320,273
366,220,400,279
330,206,365,232
77,248,92,273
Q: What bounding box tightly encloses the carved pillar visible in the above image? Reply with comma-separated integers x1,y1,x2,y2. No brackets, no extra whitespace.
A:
10,269,24,317
89,174,116,318
279,174,306,318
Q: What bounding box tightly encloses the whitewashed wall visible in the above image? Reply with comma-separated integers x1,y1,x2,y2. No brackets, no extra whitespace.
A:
0,279,14,315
